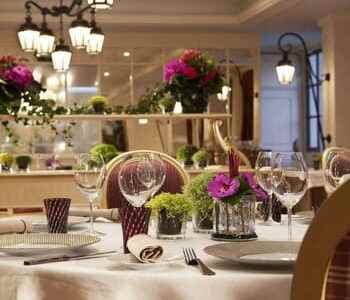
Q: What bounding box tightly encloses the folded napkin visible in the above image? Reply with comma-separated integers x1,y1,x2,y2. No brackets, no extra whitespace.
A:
69,208,119,222
127,234,163,263
0,217,32,234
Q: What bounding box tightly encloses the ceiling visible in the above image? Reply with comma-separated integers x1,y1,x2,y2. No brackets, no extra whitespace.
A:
2,0,349,33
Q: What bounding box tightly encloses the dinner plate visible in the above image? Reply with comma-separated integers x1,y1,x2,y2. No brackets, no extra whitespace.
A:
107,253,184,270
0,233,100,255
28,216,89,232
204,241,301,267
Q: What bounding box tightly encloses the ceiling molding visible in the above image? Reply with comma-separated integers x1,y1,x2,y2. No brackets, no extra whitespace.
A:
0,0,303,27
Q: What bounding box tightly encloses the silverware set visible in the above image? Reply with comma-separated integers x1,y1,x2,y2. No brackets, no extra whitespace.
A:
183,247,216,276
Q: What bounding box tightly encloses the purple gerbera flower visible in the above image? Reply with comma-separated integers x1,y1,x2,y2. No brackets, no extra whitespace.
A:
208,173,240,199
241,172,268,201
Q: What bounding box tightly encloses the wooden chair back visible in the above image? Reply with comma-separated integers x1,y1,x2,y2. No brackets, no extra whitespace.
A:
291,180,350,300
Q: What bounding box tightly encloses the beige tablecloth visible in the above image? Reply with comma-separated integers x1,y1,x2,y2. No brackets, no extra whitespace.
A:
0,221,307,300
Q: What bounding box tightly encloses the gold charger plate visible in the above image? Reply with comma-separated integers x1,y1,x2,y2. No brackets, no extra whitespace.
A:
0,233,100,255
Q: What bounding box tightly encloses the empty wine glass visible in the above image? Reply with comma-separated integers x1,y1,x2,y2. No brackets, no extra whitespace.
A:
74,153,107,236
323,148,343,193
329,150,350,187
147,153,166,197
272,152,308,240
118,154,155,207
255,151,276,225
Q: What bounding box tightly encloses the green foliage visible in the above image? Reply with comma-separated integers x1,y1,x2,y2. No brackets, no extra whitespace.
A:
89,143,121,163
158,92,176,113
146,193,193,219
192,149,210,163
16,155,32,168
183,172,215,216
0,153,13,167
88,96,109,106
176,145,199,163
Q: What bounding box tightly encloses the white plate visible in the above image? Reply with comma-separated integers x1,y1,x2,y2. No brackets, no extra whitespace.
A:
28,216,89,232
204,241,300,267
107,253,183,270
0,233,100,255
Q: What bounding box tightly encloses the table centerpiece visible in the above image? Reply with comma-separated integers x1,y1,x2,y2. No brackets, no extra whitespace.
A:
208,149,267,241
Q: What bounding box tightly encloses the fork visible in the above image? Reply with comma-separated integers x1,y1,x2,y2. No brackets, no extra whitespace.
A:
183,248,216,276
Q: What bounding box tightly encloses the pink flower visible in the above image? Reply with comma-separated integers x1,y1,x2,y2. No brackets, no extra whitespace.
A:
203,69,217,84
4,65,33,89
208,173,240,199
182,65,197,79
241,172,268,201
179,49,201,63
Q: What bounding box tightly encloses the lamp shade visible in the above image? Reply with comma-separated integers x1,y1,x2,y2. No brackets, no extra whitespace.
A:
17,18,40,53
69,17,91,49
88,0,114,9
86,27,104,55
36,27,55,57
51,43,72,72
276,56,295,85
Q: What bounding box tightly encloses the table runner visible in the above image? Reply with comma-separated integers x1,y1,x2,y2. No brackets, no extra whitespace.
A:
0,221,307,300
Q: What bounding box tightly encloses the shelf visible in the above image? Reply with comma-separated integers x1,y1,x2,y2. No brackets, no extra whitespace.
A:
0,113,232,122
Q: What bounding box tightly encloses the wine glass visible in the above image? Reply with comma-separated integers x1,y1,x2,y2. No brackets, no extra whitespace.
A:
255,151,276,225
146,153,166,197
329,150,350,187
74,153,107,236
272,152,308,240
118,154,155,207
324,148,349,193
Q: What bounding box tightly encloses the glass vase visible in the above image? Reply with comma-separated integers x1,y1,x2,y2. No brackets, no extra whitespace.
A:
192,210,213,233
155,211,186,240
212,194,257,241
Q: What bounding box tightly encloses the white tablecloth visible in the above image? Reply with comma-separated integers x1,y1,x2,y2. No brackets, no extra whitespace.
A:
0,221,308,300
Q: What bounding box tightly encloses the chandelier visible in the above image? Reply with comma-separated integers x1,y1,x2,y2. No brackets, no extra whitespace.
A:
17,0,116,72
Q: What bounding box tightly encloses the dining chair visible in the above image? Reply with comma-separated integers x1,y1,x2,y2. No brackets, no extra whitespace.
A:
291,179,350,300
105,150,190,252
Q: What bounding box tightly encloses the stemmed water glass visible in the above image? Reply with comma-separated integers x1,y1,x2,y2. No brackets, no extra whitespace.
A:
329,150,350,187
74,153,107,236
118,154,166,207
255,151,276,225
272,152,308,240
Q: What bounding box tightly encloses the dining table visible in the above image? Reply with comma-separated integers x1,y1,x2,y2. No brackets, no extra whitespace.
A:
0,219,308,300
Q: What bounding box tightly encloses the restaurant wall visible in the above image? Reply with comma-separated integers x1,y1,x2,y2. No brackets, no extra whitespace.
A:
0,30,260,154
320,13,350,149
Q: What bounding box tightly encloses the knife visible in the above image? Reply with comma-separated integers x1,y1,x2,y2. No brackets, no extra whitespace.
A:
24,250,116,266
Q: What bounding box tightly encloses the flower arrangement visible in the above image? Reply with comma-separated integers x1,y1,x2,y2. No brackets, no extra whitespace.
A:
208,149,267,206
163,49,225,113
0,56,41,115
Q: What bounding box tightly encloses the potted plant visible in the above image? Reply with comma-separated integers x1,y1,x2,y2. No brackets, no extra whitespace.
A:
192,149,210,169
159,92,176,114
15,155,32,171
0,153,14,172
208,149,267,241
146,193,192,239
89,143,121,163
163,49,225,113
88,96,109,113
176,145,198,167
184,172,215,233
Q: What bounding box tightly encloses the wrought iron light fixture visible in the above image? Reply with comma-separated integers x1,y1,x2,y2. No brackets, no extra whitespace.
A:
88,0,114,10
18,0,115,71
276,32,331,149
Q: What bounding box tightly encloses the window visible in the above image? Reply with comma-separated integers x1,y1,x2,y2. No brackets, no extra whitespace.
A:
306,50,323,151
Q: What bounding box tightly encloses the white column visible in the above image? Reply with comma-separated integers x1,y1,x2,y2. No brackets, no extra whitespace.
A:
319,13,350,148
